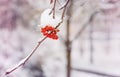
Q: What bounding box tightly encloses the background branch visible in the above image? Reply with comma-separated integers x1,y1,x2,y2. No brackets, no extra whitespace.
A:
72,67,120,77
72,11,100,42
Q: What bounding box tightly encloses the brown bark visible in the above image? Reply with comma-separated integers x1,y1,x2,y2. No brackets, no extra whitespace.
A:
65,0,72,77
66,17,71,77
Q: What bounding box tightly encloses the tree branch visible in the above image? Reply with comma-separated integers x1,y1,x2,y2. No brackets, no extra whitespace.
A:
59,0,70,10
49,0,57,19
5,37,47,75
72,67,120,77
72,11,99,42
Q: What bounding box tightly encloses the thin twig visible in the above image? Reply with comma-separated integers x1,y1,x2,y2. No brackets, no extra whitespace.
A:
5,37,47,75
61,7,66,20
59,0,70,10
49,0,57,19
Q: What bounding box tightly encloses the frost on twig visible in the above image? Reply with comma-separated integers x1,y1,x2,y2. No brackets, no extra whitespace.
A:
5,37,47,75
5,57,27,75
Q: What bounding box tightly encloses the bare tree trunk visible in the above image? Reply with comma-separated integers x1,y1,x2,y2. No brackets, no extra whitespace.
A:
89,23,94,64
106,22,110,54
88,12,99,64
66,29,71,77
65,0,72,77
66,9,71,77
79,38,84,57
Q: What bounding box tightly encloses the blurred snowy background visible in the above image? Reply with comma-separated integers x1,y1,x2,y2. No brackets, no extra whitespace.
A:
0,0,120,77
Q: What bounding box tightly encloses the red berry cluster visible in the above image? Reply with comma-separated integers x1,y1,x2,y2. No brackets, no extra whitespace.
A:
41,25,59,40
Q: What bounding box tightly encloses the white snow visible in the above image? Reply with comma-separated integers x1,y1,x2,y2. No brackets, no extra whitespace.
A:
40,9,61,27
